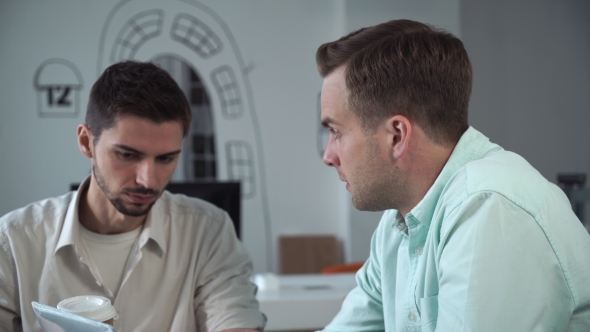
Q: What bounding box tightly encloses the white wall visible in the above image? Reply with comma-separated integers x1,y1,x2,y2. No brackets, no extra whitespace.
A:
462,0,590,183
217,1,350,271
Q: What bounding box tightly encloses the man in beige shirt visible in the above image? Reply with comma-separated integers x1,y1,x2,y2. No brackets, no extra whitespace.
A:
0,61,266,331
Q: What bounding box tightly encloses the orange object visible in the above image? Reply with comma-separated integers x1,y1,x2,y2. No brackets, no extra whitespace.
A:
320,261,365,274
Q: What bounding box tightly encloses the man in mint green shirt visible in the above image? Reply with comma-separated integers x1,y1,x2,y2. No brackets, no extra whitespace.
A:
316,19,590,331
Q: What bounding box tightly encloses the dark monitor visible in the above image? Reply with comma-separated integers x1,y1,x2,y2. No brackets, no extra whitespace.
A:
69,181,241,239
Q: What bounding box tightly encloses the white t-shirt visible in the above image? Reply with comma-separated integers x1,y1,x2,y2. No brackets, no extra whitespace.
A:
80,224,141,297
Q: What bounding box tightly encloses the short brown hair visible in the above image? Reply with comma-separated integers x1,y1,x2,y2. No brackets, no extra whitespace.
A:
316,19,471,145
86,61,191,142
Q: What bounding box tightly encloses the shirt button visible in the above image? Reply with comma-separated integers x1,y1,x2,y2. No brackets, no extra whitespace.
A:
409,312,417,322
415,247,423,255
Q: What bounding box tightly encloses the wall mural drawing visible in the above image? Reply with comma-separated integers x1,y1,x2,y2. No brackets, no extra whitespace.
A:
33,58,83,118
97,0,272,272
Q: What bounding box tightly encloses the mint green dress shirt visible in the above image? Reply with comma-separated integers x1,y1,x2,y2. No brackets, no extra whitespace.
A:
323,127,590,332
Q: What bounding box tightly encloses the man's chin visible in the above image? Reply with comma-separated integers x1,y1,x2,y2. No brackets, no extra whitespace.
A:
111,199,155,217
121,206,152,217
351,194,386,212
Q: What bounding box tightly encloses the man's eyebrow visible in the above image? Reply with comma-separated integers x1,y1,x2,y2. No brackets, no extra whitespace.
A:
321,117,337,128
113,144,143,155
158,150,182,158
113,144,181,157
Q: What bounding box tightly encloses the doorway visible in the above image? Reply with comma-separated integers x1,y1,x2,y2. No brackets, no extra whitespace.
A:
152,55,216,181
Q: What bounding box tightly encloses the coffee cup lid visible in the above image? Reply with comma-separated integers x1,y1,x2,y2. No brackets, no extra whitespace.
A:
57,295,117,322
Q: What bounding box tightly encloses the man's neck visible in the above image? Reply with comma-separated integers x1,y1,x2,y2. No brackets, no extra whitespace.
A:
398,142,454,217
78,179,146,235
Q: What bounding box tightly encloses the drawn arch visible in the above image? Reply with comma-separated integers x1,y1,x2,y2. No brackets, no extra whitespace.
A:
97,0,272,272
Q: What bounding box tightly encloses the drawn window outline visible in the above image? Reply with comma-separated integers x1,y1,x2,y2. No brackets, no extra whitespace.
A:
211,66,243,119
110,9,164,63
170,13,223,59
226,141,255,198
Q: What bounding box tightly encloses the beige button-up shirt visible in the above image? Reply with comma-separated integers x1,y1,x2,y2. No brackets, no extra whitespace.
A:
0,177,266,331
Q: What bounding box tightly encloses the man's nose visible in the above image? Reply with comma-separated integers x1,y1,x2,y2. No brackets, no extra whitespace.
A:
136,160,157,189
322,143,340,167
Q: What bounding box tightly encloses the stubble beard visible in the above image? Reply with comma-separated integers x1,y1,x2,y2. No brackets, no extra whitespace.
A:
350,141,404,212
92,163,160,217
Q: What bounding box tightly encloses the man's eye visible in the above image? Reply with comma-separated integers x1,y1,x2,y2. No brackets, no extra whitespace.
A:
157,156,175,163
119,152,135,159
329,128,341,138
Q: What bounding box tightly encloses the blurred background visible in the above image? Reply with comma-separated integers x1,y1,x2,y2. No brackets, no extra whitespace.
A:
1,0,589,275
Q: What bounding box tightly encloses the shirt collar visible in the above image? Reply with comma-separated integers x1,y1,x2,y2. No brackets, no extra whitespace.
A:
54,175,91,255
140,194,168,254
405,126,501,229
54,176,169,255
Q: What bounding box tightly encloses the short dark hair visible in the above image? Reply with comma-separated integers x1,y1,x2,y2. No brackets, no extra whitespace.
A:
86,61,191,142
316,19,471,145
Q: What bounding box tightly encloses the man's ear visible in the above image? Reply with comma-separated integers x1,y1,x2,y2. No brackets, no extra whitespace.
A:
384,115,412,159
77,124,94,159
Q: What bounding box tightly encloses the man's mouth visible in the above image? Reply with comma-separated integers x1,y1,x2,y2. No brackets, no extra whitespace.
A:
126,193,155,204
123,187,159,205
337,174,351,191
336,172,351,191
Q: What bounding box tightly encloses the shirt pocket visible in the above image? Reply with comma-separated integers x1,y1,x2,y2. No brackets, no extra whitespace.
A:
419,295,439,332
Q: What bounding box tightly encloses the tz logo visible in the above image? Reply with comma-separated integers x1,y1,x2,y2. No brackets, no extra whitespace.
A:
34,59,83,118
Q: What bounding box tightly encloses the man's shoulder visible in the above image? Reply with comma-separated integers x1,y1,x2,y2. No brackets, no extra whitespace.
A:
0,192,74,244
156,191,227,222
0,193,74,228
446,149,551,213
467,149,546,191
153,192,239,247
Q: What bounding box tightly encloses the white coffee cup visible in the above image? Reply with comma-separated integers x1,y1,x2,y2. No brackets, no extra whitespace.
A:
57,295,117,325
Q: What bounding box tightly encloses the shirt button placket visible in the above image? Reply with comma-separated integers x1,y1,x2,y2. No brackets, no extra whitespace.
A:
406,216,423,331
414,246,423,255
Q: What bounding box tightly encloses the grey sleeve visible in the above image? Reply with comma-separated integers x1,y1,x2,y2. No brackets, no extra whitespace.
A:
194,212,266,332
